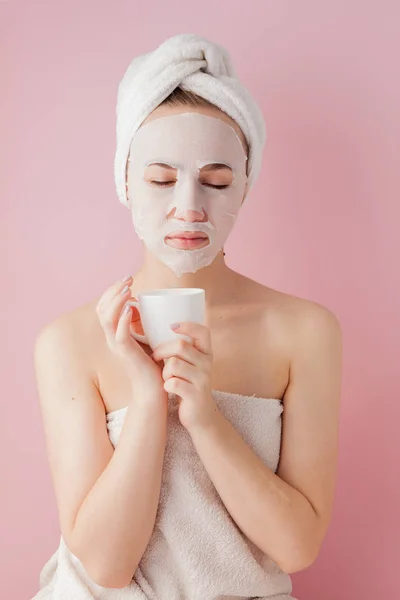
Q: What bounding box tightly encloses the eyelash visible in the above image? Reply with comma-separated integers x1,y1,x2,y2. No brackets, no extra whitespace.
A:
150,181,229,190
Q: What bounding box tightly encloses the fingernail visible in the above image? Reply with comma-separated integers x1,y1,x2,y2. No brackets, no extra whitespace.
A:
171,323,180,330
122,275,132,282
123,304,131,315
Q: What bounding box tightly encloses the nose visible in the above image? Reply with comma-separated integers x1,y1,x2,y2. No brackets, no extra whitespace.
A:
172,208,207,222
169,177,208,222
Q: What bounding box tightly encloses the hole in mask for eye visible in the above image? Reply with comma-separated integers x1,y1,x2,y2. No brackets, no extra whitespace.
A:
199,163,233,190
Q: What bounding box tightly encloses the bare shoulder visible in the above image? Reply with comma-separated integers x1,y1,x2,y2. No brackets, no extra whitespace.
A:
34,297,103,381
233,273,342,352
269,287,342,341
247,279,343,404
276,290,343,353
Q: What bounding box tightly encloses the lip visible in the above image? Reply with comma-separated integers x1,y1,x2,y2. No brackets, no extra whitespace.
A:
166,231,208,240
165,232,209,250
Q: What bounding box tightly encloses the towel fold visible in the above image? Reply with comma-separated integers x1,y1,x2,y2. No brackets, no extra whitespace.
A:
114,33,266,207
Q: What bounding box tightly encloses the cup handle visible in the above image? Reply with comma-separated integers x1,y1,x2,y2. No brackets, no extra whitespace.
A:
127,301,149,345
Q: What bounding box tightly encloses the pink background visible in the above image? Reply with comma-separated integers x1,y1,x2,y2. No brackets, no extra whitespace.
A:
2,2,399,598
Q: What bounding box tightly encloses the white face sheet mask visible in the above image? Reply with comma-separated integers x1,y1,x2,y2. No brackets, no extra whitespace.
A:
126,112,248,277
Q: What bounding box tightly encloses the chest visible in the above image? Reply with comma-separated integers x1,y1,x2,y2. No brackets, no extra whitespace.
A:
97,307,290,414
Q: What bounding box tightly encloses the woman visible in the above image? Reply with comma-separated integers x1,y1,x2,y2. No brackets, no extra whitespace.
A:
33,34,342,600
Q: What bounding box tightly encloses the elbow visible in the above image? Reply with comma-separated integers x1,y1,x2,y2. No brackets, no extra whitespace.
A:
82,558,136,589
87,568,135,590
68,540,136,589
279,553,317,574
277,541,320,574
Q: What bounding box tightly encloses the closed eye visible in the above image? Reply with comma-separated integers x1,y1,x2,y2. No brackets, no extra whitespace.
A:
203,183,230,189
149,181,175,187
150,181,229,190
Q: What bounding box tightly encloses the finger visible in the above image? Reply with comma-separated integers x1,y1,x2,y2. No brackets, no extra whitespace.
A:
99,285,136,337
126,302,145,340
164,377,192,397
152,338,200,366
97,275,133,313
115,304,133,346
170,322,212,355
114,303,141,355
162,356,197,383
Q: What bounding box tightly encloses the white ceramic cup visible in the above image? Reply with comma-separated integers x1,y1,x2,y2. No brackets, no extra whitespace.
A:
128,288,206,349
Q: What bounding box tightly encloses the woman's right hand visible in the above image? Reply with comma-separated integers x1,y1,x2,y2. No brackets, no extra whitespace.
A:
96,276,165,398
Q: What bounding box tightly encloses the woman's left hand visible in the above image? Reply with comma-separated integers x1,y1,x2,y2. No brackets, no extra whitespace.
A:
151,322,220,432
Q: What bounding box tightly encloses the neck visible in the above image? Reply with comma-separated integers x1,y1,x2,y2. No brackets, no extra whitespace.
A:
131,249,237,307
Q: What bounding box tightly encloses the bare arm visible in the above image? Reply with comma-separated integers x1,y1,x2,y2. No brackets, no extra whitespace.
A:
179,304,342,573
35,281,168,588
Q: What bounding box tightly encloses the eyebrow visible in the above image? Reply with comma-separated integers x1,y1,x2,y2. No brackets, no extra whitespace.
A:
145,162,177,170
145,162,233,172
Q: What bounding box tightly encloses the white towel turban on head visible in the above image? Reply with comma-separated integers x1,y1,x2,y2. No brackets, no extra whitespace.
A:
114,33,266,208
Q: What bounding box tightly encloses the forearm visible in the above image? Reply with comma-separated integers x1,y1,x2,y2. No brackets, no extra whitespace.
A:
70,397,167,588
189,410,321,573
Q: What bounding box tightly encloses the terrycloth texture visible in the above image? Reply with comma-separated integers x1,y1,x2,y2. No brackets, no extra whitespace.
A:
114,33,267,208
32,391,297,600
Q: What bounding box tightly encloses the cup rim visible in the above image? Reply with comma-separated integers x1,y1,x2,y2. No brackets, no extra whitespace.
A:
138,288,205,298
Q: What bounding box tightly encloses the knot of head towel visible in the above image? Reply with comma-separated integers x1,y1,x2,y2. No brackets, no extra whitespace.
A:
114,33,266,207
